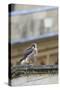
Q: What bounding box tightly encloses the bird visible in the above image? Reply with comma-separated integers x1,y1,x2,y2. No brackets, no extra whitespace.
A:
18,43,38,65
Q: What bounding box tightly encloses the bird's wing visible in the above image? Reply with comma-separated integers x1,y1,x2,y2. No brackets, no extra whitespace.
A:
23,47,33,57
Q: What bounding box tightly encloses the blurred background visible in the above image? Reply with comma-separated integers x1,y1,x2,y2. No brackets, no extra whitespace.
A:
9,4,58,66
9,4,58,43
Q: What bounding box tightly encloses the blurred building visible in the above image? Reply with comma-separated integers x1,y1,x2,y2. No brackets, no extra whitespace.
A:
9,4,58,65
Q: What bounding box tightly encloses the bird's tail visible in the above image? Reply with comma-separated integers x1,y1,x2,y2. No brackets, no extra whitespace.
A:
16,56,25,65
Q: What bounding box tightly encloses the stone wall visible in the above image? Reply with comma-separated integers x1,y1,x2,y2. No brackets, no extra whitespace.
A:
10,5,58,66
10,6,58,43
11,36,58,65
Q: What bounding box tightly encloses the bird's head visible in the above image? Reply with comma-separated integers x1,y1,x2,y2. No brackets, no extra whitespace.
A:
32,43,37,49
31,43,38,55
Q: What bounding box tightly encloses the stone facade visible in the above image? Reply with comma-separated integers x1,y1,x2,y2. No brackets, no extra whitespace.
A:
10,5,58,66
11,35,58,65
10,5,58,43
